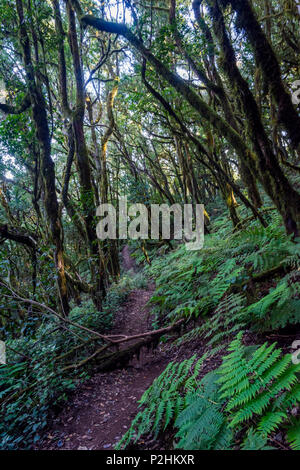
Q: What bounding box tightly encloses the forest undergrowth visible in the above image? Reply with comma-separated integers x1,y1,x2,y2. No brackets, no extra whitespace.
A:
2,192,300,450
0,271,147,449
116,194,300,451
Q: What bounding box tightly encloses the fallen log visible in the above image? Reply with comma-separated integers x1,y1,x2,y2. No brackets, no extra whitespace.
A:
61,319,185,373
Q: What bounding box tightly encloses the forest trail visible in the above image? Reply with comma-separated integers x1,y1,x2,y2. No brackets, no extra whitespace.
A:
37,247,169,450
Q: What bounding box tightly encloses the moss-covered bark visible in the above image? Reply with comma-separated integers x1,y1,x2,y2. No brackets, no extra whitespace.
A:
225,0,300,148
16,0,70,315
67,1,107,305
206,0,300,236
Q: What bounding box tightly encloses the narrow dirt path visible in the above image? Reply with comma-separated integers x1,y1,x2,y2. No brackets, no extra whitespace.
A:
37,246,169,450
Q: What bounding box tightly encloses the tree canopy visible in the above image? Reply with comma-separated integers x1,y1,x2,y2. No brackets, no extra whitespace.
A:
1,0,300,452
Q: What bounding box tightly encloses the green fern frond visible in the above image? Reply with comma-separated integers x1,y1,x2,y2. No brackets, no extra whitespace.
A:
218,334,300,439
116,354,206,449
287,422,300,450
257,411,286,437
241,428,274,450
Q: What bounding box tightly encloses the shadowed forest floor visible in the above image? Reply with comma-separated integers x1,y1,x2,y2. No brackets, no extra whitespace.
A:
36,247,171,450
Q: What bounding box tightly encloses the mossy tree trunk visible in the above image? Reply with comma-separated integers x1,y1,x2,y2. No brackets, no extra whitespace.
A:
15,0,70,315
67,0,107,306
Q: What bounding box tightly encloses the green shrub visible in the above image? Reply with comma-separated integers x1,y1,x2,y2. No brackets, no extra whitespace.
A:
0,273,136,449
